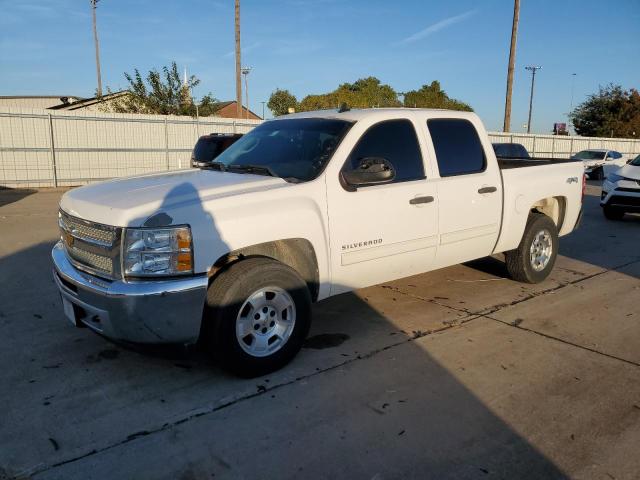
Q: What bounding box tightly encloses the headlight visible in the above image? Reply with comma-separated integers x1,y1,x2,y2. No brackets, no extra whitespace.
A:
606,172,624,182
123,226,193,277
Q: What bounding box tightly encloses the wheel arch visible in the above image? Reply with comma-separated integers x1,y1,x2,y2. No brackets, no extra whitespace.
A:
530,196,566,231
208,238,320,302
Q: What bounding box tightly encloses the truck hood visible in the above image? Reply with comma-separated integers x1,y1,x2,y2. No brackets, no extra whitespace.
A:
60,169,289,227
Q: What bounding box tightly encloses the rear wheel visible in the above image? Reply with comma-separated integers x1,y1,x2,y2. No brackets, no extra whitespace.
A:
204,257,311,377
505,213,559,284
602,206,625,220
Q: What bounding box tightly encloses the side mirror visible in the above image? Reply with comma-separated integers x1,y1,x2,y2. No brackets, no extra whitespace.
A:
342,157,395,187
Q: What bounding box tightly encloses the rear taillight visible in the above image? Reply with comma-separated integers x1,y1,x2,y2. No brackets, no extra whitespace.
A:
581,173,586,201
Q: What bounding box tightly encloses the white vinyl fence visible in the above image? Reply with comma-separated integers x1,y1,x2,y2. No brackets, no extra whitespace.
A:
0,108,261,188
1,108,639,188
488,132,640,159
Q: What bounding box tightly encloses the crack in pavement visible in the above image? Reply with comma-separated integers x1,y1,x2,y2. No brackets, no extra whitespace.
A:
22,257,640,478
484,314,640,368
23,315,483,479
381,257,640,319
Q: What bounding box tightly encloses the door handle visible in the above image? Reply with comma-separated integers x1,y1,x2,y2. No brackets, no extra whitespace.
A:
478,186,497,194
409,196,434,205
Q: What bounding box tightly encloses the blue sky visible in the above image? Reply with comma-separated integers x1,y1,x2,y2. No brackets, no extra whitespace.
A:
1,0,638,132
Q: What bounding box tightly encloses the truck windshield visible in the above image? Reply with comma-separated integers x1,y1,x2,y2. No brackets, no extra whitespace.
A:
214,118,353,182
574,151,606,160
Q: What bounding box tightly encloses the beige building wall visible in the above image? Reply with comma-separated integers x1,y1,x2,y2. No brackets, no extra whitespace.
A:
0,96,81,110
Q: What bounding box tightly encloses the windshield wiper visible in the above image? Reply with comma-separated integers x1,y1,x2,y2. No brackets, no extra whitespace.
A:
227,164,277,177
198,161,227,171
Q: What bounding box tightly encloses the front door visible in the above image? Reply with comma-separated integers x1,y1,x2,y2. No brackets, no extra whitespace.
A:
326,118,439,295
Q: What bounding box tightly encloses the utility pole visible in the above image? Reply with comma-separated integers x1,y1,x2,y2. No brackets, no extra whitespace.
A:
503,0,520,132
241,67,251,119
261,101,266,119
525,65,542,134
90,0,103,97
235,0,242,118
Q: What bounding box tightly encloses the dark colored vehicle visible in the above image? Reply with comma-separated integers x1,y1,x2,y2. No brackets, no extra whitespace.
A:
492,142,531,159
191,133,243,168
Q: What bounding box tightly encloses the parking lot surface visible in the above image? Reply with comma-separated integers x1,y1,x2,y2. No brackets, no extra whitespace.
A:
1,184,639,480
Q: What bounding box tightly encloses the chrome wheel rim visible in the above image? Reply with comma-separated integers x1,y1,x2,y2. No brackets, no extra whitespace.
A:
530,229,553,272
235,286,296,358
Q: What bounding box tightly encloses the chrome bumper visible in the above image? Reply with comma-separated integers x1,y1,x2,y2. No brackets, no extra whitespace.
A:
51,241,208,344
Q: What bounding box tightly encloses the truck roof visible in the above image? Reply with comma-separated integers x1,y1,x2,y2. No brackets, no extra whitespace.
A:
274,108,479,123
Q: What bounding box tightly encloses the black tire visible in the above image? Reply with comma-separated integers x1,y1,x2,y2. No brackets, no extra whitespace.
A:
505,213,559,284
602,206,625,220
204,257,311,377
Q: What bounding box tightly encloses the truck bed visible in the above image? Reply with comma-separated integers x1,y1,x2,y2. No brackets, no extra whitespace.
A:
497,157,580,170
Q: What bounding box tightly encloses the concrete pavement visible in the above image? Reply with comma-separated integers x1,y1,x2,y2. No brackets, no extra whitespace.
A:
0,184,639,479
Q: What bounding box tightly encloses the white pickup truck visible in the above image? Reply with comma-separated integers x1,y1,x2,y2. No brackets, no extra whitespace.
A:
53,108,584,376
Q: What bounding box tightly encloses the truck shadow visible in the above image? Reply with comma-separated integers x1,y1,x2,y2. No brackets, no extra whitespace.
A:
0,184,569,479
0,186,37,207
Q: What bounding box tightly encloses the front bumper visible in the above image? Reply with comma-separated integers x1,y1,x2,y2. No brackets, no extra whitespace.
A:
52,241,208,344
601,179,640,211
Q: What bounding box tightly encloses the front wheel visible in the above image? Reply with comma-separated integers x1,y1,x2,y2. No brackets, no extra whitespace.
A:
505,213,559,284
204,257,311,377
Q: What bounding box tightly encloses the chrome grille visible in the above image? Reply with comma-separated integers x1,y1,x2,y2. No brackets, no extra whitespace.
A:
59,211,116,247
59,210,121,279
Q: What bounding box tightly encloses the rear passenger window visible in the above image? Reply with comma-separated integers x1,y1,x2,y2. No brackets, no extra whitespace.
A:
428,119,486,176
345,119,425,183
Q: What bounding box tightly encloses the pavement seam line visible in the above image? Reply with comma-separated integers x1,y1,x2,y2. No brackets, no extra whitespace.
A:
383,257,640,319
483,314,640,368
23,258,640,477
24,315,483,478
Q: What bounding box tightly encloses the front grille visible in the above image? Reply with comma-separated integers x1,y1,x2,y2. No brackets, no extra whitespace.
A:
67,244,114,273
59,211,116,247
609,195,640,207
59,210,121,279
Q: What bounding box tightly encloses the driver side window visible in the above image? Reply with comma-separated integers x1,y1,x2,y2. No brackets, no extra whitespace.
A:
344,119,425,183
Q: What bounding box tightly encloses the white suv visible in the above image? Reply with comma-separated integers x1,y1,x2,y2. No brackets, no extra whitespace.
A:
601,154,640,220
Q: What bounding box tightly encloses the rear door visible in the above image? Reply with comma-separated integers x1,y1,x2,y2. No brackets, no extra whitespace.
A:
425,117,502,268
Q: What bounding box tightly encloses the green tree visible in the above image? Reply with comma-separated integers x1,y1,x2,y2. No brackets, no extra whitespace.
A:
267,89,298,116
105,61,218,116
571,84,640,137
298,77,401,112
402,81,472,111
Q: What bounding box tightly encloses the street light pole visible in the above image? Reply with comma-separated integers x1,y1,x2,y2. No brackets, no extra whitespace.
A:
261,101,266,120
503,0,520,132
90,0,103,97
241,67,251,119
568,73,577,130
525,65,542,134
